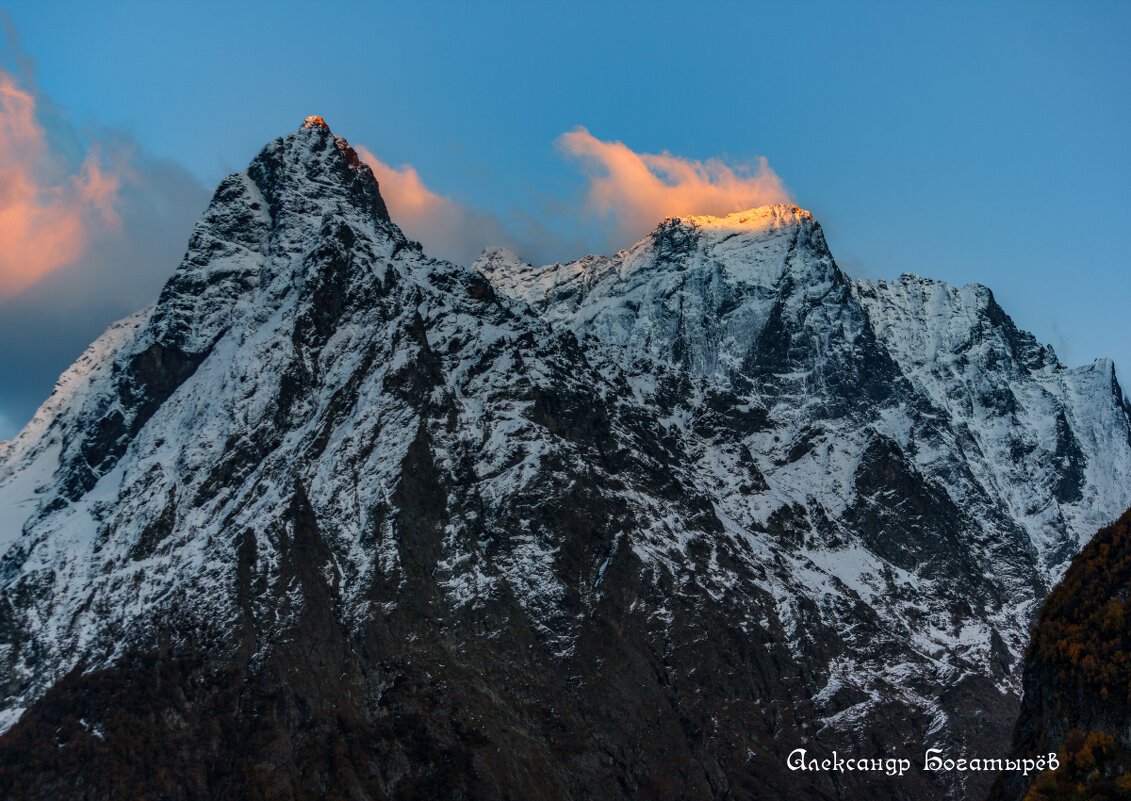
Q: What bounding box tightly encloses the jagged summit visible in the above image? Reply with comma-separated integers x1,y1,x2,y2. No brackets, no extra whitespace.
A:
291,116,376,192
477,245,527,265
472,199,840,385
242,117,391,236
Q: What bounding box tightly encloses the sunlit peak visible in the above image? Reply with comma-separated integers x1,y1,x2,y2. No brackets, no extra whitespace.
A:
677,203,812,232
302,115,330,131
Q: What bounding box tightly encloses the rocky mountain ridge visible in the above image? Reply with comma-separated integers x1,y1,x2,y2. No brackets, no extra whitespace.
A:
474,205,1130,584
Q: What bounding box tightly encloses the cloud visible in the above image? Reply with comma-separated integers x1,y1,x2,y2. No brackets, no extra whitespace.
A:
356,145,491,265
0,24,209,439
355,145,573,267
556,126,791,246
0,72,124,297
357,130,791,269
354,147,453,234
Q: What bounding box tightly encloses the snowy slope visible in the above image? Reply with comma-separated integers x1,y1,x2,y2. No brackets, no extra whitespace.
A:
476,208,1131,587
0,309,151,552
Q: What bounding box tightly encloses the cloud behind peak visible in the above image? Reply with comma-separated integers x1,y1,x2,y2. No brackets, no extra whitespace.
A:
556,126,791,246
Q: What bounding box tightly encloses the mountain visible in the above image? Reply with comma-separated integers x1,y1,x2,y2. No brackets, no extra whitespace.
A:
0,119,1128,801
989,507,1131,801
475,206,1130,581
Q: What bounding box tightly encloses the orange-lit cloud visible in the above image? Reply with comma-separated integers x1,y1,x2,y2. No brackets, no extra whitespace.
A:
0,20,209,440
557,126,791,244
357,131,792,267
355,144,557,266
355,145,454,233
0,70,122,298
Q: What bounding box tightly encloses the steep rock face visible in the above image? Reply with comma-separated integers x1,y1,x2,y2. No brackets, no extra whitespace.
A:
0,122,1128,801
853,276,1131,575
990,507,1131,801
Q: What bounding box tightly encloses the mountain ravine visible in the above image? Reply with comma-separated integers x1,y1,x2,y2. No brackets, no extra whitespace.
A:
0,118,1128,800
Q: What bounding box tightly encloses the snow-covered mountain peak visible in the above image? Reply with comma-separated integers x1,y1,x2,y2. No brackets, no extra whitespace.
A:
641,202,826,269
469,205,828,315
473,201,842,387
884,271,996,299
475,245,529,275
674,203,813,232
476,192,1131,584
301,114,330,130
246,122,390,224
470,246,538,301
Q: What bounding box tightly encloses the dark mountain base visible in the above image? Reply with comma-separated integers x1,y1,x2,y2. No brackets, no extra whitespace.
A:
0,587,1007,801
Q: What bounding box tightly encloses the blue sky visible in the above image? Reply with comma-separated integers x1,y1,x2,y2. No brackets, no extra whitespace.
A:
0,0,1128,439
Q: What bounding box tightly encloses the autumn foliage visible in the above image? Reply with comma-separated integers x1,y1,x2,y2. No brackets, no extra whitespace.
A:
1021,728,1131,800
1017,507,1131,800
1031,507,1131,706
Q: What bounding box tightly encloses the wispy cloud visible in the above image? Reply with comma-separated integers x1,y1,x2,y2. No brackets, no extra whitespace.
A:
0,71,123,297
355,145,586,268
556,126,791,246
0,22,208,439
355,146,511,266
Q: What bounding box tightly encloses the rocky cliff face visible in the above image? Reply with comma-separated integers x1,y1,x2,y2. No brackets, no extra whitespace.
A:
990,507,1131,801
0,121,1129,801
